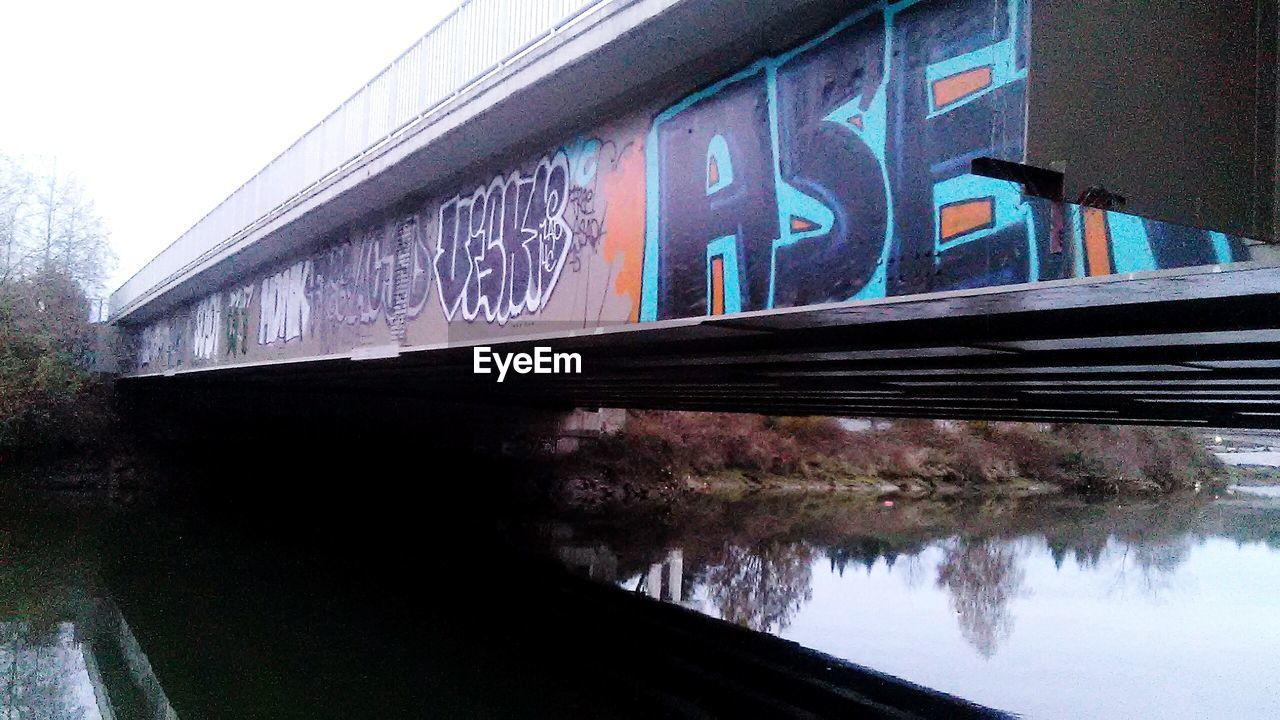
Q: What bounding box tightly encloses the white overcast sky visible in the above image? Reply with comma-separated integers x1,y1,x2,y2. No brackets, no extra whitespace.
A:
0,0,462,295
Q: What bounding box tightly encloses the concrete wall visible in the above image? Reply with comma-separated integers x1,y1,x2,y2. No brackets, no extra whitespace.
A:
1028,0,1275,239
124,0,1265,375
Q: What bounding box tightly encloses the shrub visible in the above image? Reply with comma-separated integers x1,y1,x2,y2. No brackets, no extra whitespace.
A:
583,411,1222,496
0,271,110,456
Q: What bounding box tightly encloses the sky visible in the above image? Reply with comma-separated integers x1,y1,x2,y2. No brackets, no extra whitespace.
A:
0,0,463,297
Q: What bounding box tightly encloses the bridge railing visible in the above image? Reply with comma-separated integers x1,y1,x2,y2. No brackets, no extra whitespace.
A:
110,0,609,320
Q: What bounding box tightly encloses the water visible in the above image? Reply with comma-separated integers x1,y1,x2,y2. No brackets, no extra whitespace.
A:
0,489,660,719
1,479,1278,718
1231,485,1280,498
1216,451,1280,466
542,494,1280,719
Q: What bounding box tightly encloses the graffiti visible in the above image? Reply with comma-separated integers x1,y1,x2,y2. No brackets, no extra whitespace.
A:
401,216,433,320
308,226,397,328
563,137,612,274
434,152,573,324
192,294,221,360
121,0,1260,373
638,0,1249,322
312,217,434,324
225,285,254,358
259,260,312,346
641,0,1032,320
597,139,647,323
138,320,178,370
1065,204,1245,277
566,185,604,273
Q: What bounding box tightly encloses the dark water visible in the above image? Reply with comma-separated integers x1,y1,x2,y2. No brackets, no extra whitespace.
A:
1,479,1278,718
0,483,660,719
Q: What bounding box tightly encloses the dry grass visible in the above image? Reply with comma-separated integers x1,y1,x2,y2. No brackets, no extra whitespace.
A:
574,412,1224,497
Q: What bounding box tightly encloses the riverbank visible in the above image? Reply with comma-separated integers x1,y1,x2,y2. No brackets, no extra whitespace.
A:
1222,463,1280,485
550,412,1228,507
0,450,163,507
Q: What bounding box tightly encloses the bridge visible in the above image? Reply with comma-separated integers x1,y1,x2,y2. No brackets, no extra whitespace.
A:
110,0,1280,428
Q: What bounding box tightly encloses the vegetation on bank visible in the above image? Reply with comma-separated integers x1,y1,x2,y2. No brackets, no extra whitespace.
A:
1,154,116,457
554,412,1227,505
1224,464,1280,486
0,270,116,456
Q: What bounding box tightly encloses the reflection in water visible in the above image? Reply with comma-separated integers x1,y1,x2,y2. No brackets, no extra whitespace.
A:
0,623,105,720
3,481,1279,719
935,539,1026,658
0,608,174,720
547,494,1280,719
829,536,905,576
1112,535,1192,599
0,505,121,720
702,542,814,633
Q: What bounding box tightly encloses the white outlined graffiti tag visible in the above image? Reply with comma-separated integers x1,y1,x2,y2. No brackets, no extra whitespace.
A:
192,293,221,360
258,260,312,345
433,151,573,325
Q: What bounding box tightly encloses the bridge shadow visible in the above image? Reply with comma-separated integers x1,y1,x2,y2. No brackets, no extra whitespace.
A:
67,418,1016,718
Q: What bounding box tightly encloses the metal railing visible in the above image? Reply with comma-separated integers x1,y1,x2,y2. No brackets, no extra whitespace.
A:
110,0,609,319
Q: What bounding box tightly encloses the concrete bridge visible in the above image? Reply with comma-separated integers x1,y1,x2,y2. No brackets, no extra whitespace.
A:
111,0,1280,428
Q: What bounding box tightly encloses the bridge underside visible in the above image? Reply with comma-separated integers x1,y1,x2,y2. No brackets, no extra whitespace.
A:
125,263,1280,428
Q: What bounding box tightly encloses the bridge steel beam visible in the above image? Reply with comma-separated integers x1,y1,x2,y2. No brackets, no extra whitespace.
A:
123,262,1280,429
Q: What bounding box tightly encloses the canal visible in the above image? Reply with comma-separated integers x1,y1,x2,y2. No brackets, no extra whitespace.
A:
1,469,1277,718
542,492,1280,718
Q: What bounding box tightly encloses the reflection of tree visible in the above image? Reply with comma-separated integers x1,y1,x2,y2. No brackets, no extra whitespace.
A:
1132,537,1191,576
701,542,815,633
900,554,927,589
1,623,91,720
559,493,1280,650
1108,536,1193,599
936,539,1026,658
1046,535,1107,570
827,536,917,576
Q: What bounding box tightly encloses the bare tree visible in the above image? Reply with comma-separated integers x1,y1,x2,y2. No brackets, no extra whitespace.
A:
0,154,115,453
0,157,34,283
0,155,114,297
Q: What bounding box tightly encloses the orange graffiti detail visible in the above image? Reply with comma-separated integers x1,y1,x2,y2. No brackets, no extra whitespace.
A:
932,66,993,109
939,198,994,241
790,215,818,233
1082,207,1112,276
600,138,648,322
710,256,725,315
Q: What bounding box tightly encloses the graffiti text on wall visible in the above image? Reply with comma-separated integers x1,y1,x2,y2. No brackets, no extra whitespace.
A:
138,320,179,370
309,228,396,328
128,0,1257,374
192,294,220,360
434,152,573,325
225,285,254,358
641,0,1032,320
259,260,312,346
638,0,1246,321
